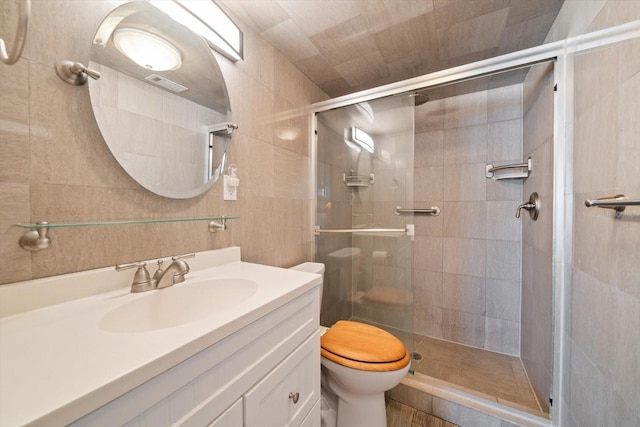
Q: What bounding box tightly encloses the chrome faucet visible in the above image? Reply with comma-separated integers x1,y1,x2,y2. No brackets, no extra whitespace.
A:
155,253,195,289
116,253,195,293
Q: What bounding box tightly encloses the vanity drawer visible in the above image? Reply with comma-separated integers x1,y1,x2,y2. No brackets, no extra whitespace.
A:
207,399,242,427
244,331,320,427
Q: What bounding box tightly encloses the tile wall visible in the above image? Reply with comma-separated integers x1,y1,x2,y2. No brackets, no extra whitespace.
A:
565,34,640,427
544,1,640,425
0,0,327,285
412,84,523,355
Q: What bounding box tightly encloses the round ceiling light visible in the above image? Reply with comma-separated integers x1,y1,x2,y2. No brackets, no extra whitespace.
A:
113,28,182,71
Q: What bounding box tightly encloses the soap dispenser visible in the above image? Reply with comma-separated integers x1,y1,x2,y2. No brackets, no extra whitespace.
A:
224,164,240,201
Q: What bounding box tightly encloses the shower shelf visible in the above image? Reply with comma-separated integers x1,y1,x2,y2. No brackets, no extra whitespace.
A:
485,157,532,180
343,171,375,187
14,216,239,252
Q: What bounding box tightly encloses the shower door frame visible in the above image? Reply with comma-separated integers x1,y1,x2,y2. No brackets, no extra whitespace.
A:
309,20,640,426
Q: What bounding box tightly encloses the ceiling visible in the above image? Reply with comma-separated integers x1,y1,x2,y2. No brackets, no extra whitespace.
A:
218,0,565,97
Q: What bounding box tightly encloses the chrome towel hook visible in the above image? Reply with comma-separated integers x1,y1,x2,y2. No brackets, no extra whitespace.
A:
0,0,30,65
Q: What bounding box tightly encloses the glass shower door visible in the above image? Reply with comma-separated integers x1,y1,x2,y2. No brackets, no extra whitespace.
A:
315,94,415,356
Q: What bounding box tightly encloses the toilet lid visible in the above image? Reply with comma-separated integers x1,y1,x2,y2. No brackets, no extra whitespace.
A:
321,320,407,364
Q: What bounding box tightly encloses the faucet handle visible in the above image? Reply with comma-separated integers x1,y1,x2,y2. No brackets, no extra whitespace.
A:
115,261,155,292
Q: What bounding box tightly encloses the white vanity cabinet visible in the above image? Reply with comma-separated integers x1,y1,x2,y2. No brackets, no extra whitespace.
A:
71,288,320,427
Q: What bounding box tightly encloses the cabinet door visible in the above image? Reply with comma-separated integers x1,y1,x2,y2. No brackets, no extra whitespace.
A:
244,332,320,427
300,400,320,427
207,399,242,427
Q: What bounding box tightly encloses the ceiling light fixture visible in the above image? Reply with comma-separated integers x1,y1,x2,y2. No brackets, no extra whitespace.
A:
113,28,182,71
149,0,243,62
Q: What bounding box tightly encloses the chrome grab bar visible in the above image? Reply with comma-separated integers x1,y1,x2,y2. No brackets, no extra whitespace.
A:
585,194,640,212
314,226,407,235
1,0,30,65
395,206,440,216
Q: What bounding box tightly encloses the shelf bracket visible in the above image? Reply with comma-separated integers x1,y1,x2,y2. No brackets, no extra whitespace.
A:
19,221,51,251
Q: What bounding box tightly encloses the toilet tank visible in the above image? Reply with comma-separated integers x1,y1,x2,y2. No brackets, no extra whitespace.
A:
289,262,325,275
290,262,325,305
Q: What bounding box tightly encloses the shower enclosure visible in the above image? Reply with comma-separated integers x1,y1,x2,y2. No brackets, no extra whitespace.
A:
314,62,555,417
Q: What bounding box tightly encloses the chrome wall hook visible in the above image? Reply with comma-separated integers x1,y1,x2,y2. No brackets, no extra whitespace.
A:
516,192,540,221
19,221,51,251
55,60,101,85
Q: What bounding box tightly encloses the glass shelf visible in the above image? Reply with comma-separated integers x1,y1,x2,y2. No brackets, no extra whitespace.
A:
15,216,239,229
16,216,238,251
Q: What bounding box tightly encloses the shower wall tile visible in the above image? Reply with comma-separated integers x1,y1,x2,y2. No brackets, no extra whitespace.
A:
571,269,616,377
415,98,445,133
414,130,444,167
441,309,485,348
485,317,520,355
414,236,444,273
442,273,485,315
443,91,488,129
486,278,520,322
443,237,486,278
443,163,487,201
414,304,443,338
414,269,443,306
487,119,522,163
486,178,522,202
442,201,487,239
414,166,444,201
488,84,522,122
486,240,521,282
486,201,521,241
442,124,487,165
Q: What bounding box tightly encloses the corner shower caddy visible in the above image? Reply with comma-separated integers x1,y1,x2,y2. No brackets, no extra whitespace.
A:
343,171,375,187
485,157,532,180
15,216,238,252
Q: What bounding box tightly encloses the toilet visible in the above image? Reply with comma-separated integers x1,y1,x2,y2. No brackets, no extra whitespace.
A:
290,262,411,427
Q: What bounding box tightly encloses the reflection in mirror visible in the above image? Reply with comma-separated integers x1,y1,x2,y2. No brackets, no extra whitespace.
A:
88,1,232,199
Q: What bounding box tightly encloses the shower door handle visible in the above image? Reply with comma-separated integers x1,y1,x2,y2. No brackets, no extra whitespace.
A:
314,226,408,235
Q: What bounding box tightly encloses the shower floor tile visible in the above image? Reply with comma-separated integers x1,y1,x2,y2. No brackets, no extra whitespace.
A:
411,334,545,415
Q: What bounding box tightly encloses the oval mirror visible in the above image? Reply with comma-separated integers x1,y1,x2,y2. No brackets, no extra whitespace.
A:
88,1,232,199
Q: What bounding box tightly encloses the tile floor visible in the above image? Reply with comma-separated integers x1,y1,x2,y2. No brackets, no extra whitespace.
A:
386,399,458,427
411,334,544,415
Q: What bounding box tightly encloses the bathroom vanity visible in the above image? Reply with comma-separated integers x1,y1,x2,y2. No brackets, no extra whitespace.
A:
0,247,321,427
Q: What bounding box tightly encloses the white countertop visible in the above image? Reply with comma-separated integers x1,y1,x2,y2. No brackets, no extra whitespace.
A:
0,248,321,426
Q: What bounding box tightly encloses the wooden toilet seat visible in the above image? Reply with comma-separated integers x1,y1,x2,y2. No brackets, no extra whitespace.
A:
320,320,410,372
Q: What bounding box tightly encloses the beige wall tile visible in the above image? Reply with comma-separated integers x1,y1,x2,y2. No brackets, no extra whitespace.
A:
485,317,520,355
487,119,522,163
442,273,485,315
444,91,488,129
443,201,487,239
486,240,521,282
442,124,488,165
443,237,486,278
443,163,487,201
486,278,520,322
0,1,323,285
488,84,523,123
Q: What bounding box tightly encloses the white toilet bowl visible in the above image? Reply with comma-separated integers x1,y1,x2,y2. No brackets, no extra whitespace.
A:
289,263,410,427
321,356,410,427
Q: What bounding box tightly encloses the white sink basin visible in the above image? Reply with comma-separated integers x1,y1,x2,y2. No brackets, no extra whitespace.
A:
99,278,258,333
